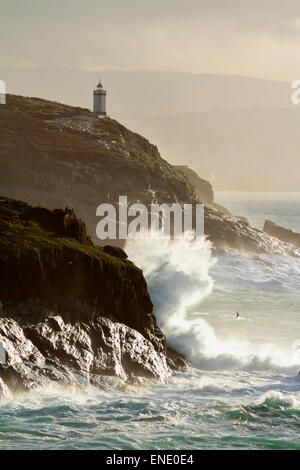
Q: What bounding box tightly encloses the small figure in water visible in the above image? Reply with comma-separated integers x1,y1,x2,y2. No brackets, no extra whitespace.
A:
236,312,239,319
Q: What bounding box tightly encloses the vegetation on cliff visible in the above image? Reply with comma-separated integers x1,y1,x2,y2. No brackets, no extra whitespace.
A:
0,196,188,395
0,95,196,239
1,94,299,257
0,196,156,337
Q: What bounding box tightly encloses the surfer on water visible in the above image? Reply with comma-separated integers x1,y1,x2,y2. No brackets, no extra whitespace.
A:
236,312,239,319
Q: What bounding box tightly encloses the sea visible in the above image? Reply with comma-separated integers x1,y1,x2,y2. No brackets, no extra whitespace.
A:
0,192,299,450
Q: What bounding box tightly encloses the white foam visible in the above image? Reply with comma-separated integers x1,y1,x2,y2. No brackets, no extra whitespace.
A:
125,236,300,374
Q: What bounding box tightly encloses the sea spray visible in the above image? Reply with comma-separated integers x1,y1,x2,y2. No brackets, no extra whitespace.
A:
125,235,218,361
125,236,300,373
1,195,300,449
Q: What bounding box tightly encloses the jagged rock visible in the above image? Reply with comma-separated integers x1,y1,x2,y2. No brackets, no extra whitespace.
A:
0,197,156,335
0,197,188,396
263,220,300,249
23,205,93,245
0,315,172,397
204,206,300,257
103,245,128,259
166,345,188,372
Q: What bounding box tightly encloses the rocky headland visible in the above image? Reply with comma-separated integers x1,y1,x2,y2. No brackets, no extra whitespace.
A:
0,197,187,397
1,95,300,397
1,95,299,257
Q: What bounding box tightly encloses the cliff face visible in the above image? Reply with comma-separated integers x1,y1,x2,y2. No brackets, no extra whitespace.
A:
0,94,298,257
0,197,187,396
175,165,231,215
0,95,196,245
174,165,214,204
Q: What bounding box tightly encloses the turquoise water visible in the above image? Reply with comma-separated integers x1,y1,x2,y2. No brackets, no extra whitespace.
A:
0,370,299,450
0,193,300,450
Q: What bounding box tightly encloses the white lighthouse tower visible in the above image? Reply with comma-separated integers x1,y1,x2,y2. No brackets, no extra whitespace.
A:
93,79,107,117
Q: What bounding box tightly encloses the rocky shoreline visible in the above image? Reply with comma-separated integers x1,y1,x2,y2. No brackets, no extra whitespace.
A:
0,197,188,397
263,220,300,250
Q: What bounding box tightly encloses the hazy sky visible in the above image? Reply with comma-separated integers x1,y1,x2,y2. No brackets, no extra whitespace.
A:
1,0,300,81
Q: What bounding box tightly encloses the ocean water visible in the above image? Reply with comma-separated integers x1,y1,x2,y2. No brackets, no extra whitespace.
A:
0,193,300,450
216,191,300,233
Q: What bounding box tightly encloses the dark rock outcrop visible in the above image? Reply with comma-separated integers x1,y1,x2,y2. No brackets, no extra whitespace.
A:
263,220,300,250
0,94,297,257
0,197,188,396
205,206,300,257
103,245,128,259
174,165,214,204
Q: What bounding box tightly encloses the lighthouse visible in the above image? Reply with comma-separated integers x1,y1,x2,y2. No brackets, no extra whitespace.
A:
93,79,107,117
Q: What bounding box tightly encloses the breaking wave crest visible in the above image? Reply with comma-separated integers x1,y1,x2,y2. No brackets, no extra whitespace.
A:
125,236,300,374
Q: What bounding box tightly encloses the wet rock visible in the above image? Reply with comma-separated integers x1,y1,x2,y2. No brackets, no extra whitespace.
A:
0,197,185,396
166,345,189,372
204,206,300,257
0,315,171,396
264,220,300,250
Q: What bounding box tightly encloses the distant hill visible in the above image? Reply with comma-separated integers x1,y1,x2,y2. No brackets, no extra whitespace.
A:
0,66,293,115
